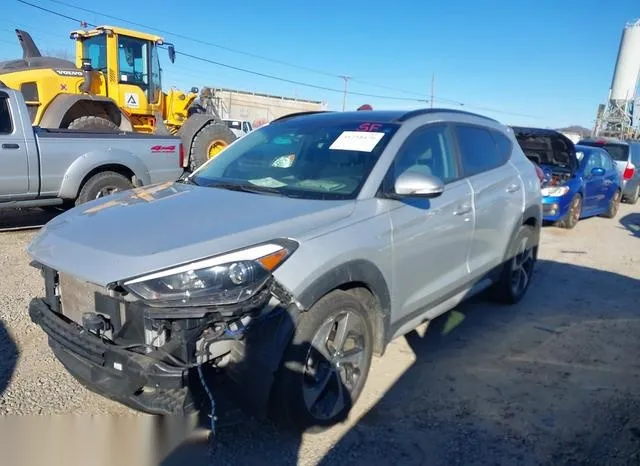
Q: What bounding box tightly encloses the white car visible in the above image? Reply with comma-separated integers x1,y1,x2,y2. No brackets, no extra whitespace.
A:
223,119,253,138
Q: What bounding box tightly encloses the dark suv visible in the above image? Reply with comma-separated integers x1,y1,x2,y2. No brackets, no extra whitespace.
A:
578,137,640,204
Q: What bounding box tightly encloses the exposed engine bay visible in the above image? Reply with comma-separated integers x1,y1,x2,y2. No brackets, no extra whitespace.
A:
539,166,573,187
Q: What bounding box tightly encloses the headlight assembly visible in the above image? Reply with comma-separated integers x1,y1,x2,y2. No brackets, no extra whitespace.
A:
121,240,297,307
541,186,570,197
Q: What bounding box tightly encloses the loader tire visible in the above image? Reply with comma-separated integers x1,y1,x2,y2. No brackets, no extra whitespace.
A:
188,122,236,171
68,115,119,132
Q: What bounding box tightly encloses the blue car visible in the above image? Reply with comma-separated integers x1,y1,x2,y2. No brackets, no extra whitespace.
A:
511,127,622,229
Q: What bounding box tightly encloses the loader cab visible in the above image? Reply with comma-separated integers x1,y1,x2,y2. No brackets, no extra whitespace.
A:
72,26,173,130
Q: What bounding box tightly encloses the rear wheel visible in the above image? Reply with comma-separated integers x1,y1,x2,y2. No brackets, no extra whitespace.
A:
601,189,621,219
67,115,119,132
270,290,373,432
75,171,133,206
188,122,236,171
555,194,582,229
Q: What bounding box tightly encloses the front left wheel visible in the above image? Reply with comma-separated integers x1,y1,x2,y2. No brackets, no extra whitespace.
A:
270,290,374,432
601,189,621,219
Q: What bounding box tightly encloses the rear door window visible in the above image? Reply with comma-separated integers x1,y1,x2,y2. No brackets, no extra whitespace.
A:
0,95,12,134
454,124,506,177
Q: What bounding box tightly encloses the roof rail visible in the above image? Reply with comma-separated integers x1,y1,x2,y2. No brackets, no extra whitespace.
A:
395,107,499,123
271,110,333,123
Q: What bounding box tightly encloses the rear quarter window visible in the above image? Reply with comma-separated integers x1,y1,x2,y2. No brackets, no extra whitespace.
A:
454,124,506,177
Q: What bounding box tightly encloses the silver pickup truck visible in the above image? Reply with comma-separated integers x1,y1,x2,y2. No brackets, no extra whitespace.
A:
0,83,184,210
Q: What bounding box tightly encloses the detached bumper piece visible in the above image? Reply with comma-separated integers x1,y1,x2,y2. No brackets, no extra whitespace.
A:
28,298,195,416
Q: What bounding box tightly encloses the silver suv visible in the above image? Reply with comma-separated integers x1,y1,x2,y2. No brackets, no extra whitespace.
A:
26,108,542,431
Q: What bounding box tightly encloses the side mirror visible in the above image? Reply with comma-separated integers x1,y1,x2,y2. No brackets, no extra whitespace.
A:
168,45,176,64
190,87,199,94
393,171,445,198
591,167,605,177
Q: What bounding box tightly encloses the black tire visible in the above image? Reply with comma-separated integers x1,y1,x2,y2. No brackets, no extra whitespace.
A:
188,122,236,171
555,193,582,229
624,184,640,205
490,224,538,305
601,189,621,219
75,171,133,206
67,115,120,132
270,289,374,433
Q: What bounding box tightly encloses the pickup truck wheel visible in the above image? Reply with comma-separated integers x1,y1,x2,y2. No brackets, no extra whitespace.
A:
189,123,236,170
271,290,373,432
76,171,133,205
67,116,119,132
490,224,538,305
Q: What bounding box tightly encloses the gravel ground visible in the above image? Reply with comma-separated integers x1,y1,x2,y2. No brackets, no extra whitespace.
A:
1,204,639,465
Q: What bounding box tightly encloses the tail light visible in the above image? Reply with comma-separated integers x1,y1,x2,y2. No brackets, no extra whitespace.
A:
623,162,635,180
178,143,185,168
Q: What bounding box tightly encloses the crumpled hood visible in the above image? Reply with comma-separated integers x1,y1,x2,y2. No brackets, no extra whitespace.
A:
26,181,355,286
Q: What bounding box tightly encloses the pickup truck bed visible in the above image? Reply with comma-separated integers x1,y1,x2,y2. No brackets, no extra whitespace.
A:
0,84,185,209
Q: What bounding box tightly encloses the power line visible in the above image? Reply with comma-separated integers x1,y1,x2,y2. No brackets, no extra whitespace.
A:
43,0,430,98
14,0,543,119
16,0,90,27
15,1,429,102
172,50,424,102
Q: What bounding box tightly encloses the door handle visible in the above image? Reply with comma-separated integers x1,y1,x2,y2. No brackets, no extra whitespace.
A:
2,143,19,149
453,203,472,216
505,183,521,193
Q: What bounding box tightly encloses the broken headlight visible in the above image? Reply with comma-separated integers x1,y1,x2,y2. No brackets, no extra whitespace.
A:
121,241,297,307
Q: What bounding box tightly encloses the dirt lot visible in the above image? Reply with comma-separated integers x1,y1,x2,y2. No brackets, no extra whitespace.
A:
1,204,639,465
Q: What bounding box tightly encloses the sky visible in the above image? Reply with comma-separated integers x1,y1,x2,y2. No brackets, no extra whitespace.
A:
0,0,638,128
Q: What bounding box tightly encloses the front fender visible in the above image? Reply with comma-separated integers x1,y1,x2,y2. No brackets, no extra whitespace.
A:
58,149,152,199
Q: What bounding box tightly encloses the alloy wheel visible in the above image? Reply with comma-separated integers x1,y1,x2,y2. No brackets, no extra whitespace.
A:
570,196,582,225
610,191,620,216
302,310,369,421
510,239,535,297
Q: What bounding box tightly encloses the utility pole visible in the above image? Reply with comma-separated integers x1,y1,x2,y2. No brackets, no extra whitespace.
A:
339,75,351,111
430,73,435,108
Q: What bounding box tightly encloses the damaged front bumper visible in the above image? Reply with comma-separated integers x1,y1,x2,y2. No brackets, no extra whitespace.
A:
541,196,569,221
28,265,301,419
29,298,194,415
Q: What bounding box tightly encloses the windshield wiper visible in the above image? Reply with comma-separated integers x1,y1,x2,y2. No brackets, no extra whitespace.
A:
206,181,287,196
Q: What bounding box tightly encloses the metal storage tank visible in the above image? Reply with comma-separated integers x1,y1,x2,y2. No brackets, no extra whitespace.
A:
610,19,640,102
594,19,640,138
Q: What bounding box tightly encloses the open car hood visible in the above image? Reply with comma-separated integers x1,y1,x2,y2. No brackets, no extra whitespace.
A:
511,126,578,172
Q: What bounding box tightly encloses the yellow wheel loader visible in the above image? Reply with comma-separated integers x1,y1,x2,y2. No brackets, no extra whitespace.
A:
0,26,237,170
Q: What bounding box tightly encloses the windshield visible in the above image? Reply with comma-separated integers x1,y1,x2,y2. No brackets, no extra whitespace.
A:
191,118,400,200
578,141,629,162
